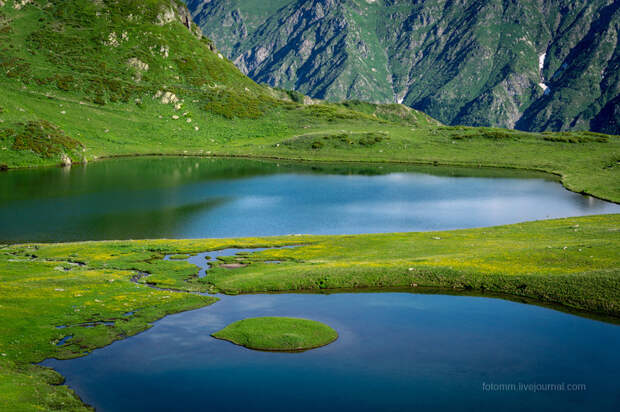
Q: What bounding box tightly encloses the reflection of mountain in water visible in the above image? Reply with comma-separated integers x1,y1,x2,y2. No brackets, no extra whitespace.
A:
1,157,618,242
77,198,232,241
573,195,610,213
1,157,557,204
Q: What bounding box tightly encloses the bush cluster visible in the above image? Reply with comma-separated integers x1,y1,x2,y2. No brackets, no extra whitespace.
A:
294,132,389,150
11,121,83,158
202,88,275,119
542,132,608,143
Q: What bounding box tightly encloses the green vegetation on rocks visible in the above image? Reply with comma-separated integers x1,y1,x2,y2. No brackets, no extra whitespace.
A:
187,0,620,133
212,317,338,351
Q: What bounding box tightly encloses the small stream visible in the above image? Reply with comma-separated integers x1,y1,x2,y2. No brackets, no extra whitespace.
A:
163,246,292,278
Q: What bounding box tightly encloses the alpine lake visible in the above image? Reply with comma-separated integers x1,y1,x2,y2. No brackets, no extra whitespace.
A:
3,157,619,411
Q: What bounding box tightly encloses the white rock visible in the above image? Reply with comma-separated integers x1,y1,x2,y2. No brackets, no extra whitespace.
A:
105,32,120,47
60,153,71,167
160,45,169,58
156,7,176,26
13,0,32,10
538,82,550,95
161,91,178,104
538,53,546,72
127,57,149,72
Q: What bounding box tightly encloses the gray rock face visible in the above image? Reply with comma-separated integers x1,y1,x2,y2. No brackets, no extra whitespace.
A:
184,0,619,133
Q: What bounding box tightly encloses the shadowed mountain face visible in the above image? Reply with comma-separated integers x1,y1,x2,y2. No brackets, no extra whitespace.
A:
185,0,620,133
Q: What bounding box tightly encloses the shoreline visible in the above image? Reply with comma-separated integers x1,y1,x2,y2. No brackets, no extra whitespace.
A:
1,151,617,204
2,214,619,410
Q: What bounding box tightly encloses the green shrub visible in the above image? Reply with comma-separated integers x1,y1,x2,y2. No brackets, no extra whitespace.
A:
282,132,389,150
202,88,275,119
543,134,608,143
55,75,74,92
300,104,368,121
0,56,31,79
0,127,14,143
11,121,83,158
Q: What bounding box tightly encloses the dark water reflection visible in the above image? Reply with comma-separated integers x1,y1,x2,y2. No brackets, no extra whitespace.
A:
1,157,618,242
42,292,620,411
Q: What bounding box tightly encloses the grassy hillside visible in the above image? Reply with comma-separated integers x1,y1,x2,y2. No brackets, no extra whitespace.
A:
1,1,618,203
1,214,619,409
0,0,618,202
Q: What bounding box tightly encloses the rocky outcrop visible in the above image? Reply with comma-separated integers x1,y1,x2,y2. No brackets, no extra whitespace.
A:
13,0,33,10
158,0,203,39
60,153,72,167
127,58,149,81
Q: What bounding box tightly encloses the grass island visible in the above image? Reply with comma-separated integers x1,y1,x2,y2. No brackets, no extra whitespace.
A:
212,317,338,351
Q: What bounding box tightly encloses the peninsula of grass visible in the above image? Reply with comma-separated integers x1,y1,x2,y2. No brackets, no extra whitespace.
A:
169,254,191,260
212,317,338,351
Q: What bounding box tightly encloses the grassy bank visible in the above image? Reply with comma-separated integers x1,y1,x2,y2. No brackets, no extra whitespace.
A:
0,245,218,410
1,1,618,202
1,82,618,202
212,317,338,352
1,214,618,409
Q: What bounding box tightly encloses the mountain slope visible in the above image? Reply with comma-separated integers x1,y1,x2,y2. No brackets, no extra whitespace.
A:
0,0,440,167
0,0,617,206
186,0,620,134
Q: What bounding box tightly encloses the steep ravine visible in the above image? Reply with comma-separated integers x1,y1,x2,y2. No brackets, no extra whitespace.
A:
186,0,620,134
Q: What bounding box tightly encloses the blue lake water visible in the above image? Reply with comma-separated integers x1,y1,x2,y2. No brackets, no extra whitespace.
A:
1,157,618,242
43,292,620,411
7,157,619,410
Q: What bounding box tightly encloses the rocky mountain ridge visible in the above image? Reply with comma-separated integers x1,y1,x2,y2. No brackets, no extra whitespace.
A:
186,0,620,133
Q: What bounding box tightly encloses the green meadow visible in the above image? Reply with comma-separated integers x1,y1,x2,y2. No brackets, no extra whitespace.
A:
0,0,619,410
1,214,619,409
